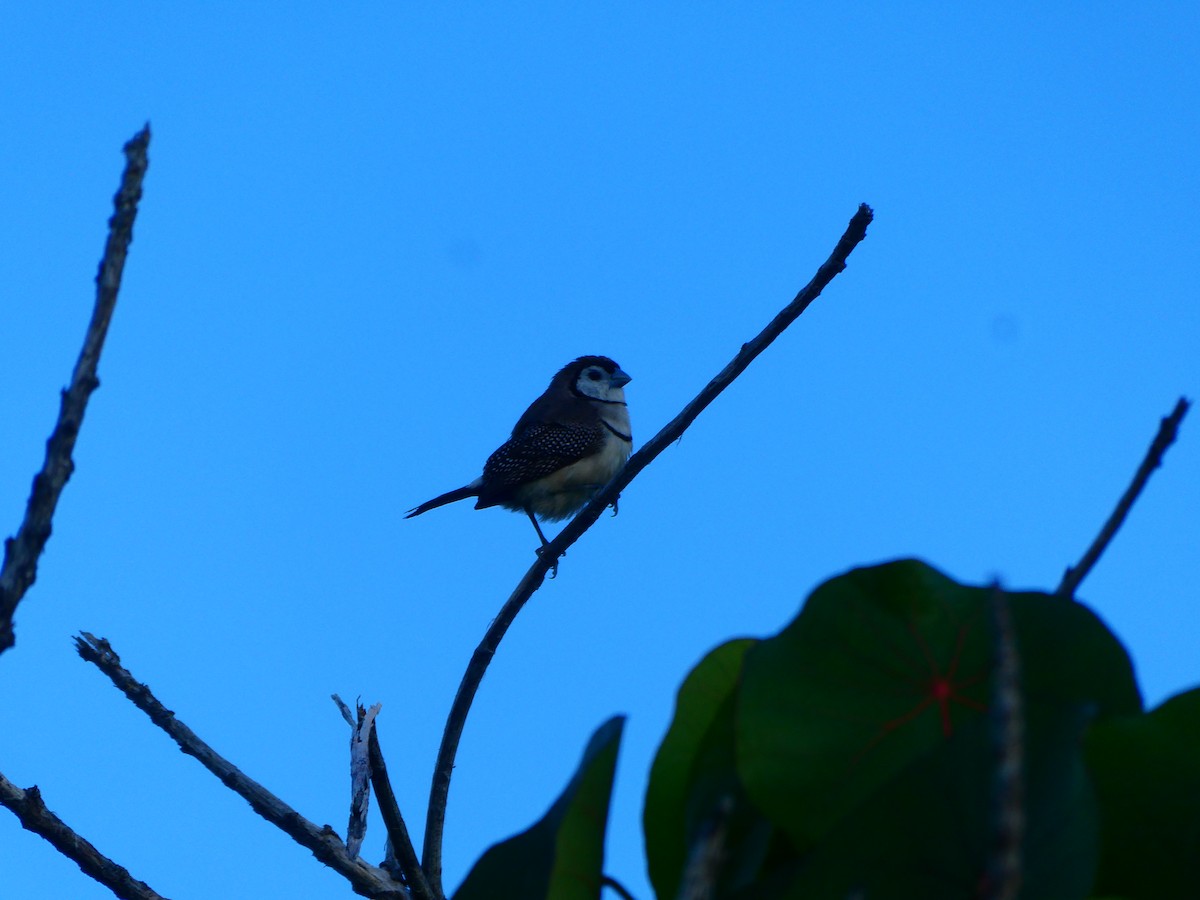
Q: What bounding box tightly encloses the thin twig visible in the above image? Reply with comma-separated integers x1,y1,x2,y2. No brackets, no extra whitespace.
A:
369,722,435,900
1057,397,1190,598
333,693,358,727
0,771,169,900
601,874,639,900
421,204,874,894
0,125,150,656
981,583,1023,900
75,634,408,900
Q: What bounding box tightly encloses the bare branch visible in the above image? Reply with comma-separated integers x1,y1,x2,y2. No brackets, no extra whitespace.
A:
347,701,381,859
0,125,150,656
330,696,432,898
1057,396,1190,598
601,874,639,900
421,204,875,893
0,770,169,900
333,692,358,727
369,722,436,900
75,634,408,899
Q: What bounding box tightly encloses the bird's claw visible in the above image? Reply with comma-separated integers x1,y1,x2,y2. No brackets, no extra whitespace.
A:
610,493,621,517
536,544,562,578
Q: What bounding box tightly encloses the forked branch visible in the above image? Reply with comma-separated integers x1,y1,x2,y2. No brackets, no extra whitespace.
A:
421,204,875,895
331,695,433,900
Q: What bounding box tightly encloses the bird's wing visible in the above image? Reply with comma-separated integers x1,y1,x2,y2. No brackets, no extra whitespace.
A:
481,420,607,489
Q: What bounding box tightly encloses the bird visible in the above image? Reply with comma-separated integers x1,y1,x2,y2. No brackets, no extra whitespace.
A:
406,355,633,555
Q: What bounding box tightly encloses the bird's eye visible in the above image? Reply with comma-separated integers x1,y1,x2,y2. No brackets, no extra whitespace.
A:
586,370,602,381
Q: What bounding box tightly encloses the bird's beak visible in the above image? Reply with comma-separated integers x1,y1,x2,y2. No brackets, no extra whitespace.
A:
611,367,631,388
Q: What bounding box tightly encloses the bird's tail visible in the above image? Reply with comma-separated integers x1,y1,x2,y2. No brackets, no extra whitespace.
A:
405,484,479,518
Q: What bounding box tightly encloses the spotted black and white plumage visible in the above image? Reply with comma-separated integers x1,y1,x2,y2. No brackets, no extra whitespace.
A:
406,356,632,546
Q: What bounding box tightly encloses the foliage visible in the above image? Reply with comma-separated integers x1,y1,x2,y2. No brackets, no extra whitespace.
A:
454,717,624,900
465,559,1200,899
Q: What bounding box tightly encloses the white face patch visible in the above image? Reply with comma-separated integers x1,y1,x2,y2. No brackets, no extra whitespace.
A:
575,366,626,403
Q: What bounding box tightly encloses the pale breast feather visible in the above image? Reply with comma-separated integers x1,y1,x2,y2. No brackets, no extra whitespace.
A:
508,427,632,520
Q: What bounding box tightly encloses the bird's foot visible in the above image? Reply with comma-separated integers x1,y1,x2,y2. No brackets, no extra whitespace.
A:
535,544,563,578
610,492,621,517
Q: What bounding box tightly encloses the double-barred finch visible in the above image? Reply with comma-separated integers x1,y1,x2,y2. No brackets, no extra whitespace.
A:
406,356,633,549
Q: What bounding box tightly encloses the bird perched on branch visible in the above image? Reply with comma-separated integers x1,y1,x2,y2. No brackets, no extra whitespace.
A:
406,355,633,555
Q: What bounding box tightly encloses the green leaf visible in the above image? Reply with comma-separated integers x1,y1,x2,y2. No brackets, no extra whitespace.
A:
781,704,1099,899
454,716,625,900
1087,687,1200,899
737,559,1139,846
644,639,757,900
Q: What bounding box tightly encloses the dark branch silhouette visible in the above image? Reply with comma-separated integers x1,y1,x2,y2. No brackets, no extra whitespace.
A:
601,873,639,900
421,204,875,894
75,634,408,900
1057,396,1190,598
369,723,435,900
0,125,150,656
0,771,168,900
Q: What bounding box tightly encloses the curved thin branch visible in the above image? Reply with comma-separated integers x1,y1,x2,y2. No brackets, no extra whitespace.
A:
0,125,150,656
75,634,408,899
0,771,169,900
421,204,875,894
1057,396,1190,598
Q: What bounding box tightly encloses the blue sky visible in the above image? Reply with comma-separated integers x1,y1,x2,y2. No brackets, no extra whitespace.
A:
2,5,1197,899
